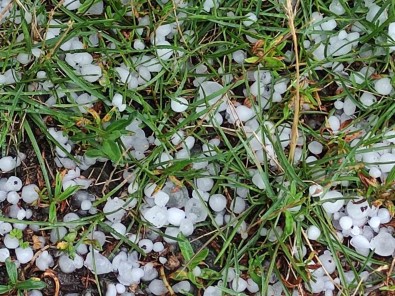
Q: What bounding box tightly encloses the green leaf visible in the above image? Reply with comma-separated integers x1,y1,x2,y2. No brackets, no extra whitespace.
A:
284,210,294,238
199,268,222,280
105,118,134,133
189,249,209,270
5,258,18,285
0,285,12,294
177,233,194,263
77,0,97,14
245,56,260,63
102,139,122,162
85,148,106,159
49,203,57,224
56,184,81,202
385,164,395,186
16,278,46,290
10,229,23,240
260,56,286,70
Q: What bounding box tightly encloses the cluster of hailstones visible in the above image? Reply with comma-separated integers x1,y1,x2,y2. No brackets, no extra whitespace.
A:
4,145,395,296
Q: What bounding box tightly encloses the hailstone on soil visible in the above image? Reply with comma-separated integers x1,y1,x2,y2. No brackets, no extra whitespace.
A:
84,251,113,275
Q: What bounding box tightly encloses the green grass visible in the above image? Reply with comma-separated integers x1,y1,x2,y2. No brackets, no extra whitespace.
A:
1,0,395,295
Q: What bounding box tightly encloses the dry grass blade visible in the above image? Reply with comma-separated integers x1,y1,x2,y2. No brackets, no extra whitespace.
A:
284,0,301,163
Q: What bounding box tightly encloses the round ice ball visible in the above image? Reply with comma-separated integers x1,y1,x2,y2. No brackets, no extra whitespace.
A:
209,194,227,212
320,190,344,213
308,141,323,154
179,218,194,236
15,247,34,264
0,156,17,172
171,97,189,113
374,78,393,95
21,184,39,203
148,279,168,295
339,216,353,230
58,255,76,273
378,153,395,173
230,197,246,214
0,248,10,263
156,41,173,60
4,177,23,192
346,199,370,219
350,235,370,250
167,208,185,226
242,12,257,27
143,206,168,228
370,232,395,256
4,234,19,249
307,225,321,240
232,277,248,292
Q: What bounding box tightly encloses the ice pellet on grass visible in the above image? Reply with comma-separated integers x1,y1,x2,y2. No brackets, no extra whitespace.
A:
143,205,168,228
370,232,395,256
308,141,323,154
232,277,248,292
84,251,113,274
153,190,170,207
0,248,10,262
350,235,370,250
167,208,185,226
156,41,173,60
209,194,227,212
185,198,208,223
242,12,257,27
307,225,321,240
179,218,194,236
230,196,246,214
374,78,393,95
171,97,189,112
378,153,395,173
328,116,340,132
36,251,54,271
252,172,266,190
360,92,376,106
0,156,17,172
103,197,126,222
339,216,353,230
320,190,344,213
80,64,102,82
63,0,81,10
148,279,168,295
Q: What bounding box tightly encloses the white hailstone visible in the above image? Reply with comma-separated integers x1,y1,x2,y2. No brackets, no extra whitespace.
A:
232,50,246,64
329,0,345,15
196,177,214,192
320,190,344,214
143,206,168,228
84,251,113,274
144,183,157,198
308,141,323,154
153,190,170,207
319,251,336,273
31,48,42,58
307,225,321,240
80,64,102,82
328,116,340,131
138,239,154,254
116,284,126,294
106,283,117,296
179,218,194,236
167,208,185,226
252,172,266,190
112,93,126,112
36,251,54,271
0,248,10,262
21,184,39,203
309,184,323,197
156,152,173,168
230,197,246,214
232,277,248,292
156,24,172,37
378,153,395,173
334,100,343,110
173,281,191,294
374,78,393,95
4,177,22,192
360,92,376,107
243,12,257,27
50,227,68,243
185,198,208,223
4,234,19,249
350,235,371,249
369,216,381,228
148,279,168,295
370,232,395,256
63,213,80,229
163,227,181,244
153,242,164,252
377,208,391,224
209,194,227,212
366,4,388,25
246,278,259,293
80,199,92,211
59,255,77,273
15,247,33,264
7,192,20,204
171,97,189,112
235,105,255,122
346,199,370,219
156,41,173,60
203,286,221,296
110,222,126,239
0,156,17,172
320,18,337,31
141,262,159,281
63,0,81,10
103,197,126,222
339,216,353,230
134,39,145,50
